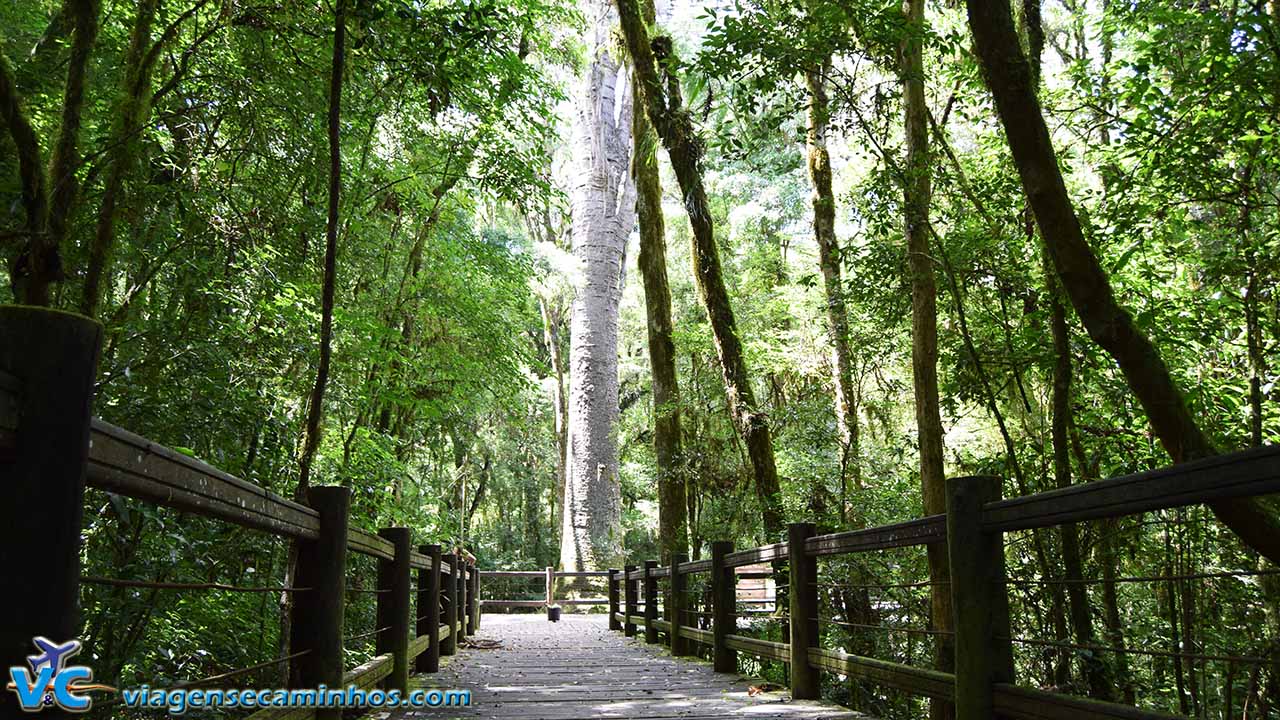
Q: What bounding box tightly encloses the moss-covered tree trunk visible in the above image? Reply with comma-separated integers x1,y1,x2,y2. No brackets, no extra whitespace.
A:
615,0,784,544
81,0,158,317
631,0,688,565
0,0,98,306
900,1,953,713
964,0,1280,564
805,61,862,521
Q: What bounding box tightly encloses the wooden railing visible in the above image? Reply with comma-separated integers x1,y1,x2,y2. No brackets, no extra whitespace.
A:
0,307,481,720
605,451,1280,720
480,568,612,610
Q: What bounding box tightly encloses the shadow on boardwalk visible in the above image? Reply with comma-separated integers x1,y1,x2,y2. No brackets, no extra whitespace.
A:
403,614,866,719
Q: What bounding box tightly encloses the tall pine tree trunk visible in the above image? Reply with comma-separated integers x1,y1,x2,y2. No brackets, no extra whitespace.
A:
964,0,1280,564
615,0,785,545
631,0,688,566
559,0,636,572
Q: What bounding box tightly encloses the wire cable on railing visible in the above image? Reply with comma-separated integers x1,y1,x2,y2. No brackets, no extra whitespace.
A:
1000,568,1280,587
999,636,1270,665
346,625,393,642
813,580,948,590
816,618,954,637
347,588,391,594
174,649,313,689
92,649,315,709
80,576,311,593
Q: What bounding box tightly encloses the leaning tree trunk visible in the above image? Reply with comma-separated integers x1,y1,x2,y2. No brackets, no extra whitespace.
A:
805,60,862,523
615,0,785,545
900,0,953,714
964,0,1280,564
632,0,688,566
558,0,637,572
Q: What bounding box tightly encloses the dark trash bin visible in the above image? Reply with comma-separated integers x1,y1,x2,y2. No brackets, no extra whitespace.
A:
547,605,561,622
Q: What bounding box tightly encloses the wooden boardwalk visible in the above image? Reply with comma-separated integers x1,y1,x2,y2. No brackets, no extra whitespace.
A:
405,614,865,720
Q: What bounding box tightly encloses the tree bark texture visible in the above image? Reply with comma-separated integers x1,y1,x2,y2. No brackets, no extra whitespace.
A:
559,0,636,571
632,0,688,565
805,61,862,520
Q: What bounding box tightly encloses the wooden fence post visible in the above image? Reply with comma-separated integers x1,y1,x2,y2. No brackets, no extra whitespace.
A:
441,551,459,656
465,559,477,636
416,544,441,674
470,563,481,631
643,560,659,643
623,564,638,637
947,475,1014,719
376,527,411,693
669,554,688,656
0,307,101,679
608,569,622,631
458,558,469,638
289,486,349,720
787,523,820,699
711,541,736,673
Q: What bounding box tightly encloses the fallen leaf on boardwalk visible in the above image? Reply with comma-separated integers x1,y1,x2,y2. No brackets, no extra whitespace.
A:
459,637,503,649
747,682,785,696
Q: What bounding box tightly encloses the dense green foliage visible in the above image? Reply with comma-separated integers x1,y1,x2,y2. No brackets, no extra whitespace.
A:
3,0,1279,716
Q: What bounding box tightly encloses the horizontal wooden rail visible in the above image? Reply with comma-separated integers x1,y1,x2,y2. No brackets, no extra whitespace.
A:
724,542,787,568
87,419,321,540
677,558,712,574
992,685,1183,720
805,515,946,556
807,648,955,701
348,527,395,560
724,634,788,662
982,444,1280,532
481,599,607,607
678,625,712,645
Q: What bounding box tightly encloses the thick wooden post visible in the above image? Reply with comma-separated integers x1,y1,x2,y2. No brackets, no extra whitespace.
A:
643,560,659,643
470,563,481,631
457,558,468,637
608,569,622,631
0,307,102,688
465,559,476,636
416,544,442,673
545,566,555,607
787,523,820,699
623,564,638,637
441,551,459,656
669,554,688,656
947,475,1014,719
376,528,411,693
290,487,349,720
711,541,736,672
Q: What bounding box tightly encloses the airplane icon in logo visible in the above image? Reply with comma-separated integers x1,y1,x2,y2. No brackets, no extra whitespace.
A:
26,638,81,674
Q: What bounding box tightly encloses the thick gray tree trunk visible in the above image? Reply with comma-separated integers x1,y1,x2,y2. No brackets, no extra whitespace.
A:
559,0,636,572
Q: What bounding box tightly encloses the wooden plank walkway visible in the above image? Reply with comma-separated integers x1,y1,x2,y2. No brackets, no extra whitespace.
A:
401,614,866,719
